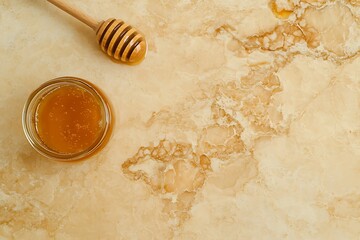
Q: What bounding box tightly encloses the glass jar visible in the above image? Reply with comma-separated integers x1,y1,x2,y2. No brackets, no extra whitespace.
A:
22,77,113,161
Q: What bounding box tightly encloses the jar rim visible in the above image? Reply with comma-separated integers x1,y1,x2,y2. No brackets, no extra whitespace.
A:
22,77,113,161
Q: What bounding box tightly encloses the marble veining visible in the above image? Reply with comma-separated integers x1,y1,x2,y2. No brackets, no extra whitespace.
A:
0,0,359,239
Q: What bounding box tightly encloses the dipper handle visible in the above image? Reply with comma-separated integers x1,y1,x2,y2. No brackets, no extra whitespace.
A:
47,0,99,31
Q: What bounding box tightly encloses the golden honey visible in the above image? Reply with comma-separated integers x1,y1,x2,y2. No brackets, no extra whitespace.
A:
36,85,103,154
23,77,113,161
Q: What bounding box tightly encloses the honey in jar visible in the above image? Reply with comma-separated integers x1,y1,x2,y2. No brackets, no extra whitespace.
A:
23,77,113,161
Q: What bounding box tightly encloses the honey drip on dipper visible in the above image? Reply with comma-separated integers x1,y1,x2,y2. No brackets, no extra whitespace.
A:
47,0,147,64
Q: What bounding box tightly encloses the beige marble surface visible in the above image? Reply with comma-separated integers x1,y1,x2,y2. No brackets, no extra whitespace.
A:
1,0,360,239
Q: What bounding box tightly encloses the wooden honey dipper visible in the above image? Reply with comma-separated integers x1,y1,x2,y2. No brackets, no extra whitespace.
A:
47,0,147,64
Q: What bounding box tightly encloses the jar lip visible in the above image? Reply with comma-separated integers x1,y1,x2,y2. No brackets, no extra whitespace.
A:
22,77,113,161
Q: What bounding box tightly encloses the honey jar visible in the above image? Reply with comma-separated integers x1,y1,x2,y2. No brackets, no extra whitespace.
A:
22,77,113,161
